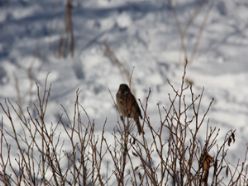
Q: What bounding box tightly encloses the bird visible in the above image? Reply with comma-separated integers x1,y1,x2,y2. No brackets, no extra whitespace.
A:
116,84,143,134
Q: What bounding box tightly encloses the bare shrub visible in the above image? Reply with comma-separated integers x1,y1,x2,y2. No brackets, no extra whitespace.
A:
172,0,213,64
0,61,247,185
58,0,75,58
103,42,135,89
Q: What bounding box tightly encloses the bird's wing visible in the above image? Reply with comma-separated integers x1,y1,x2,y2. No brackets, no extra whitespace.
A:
132,94,142,119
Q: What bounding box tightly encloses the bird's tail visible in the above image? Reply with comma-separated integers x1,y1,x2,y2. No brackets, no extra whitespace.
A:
135,119,144,135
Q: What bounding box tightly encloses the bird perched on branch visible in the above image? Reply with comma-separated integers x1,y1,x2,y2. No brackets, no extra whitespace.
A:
116,84,143,134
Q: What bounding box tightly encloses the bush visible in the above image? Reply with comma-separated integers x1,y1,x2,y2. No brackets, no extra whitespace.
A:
0,62,247,185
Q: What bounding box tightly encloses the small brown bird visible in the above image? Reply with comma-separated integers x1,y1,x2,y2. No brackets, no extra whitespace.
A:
116,84,143,134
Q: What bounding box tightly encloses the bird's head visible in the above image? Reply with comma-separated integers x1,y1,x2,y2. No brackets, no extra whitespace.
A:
118,84,130,95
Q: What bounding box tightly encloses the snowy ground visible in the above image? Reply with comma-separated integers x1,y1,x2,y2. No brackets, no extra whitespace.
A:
0,0,248,182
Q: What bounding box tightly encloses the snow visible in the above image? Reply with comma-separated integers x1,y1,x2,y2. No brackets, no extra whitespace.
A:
0,0,248,184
